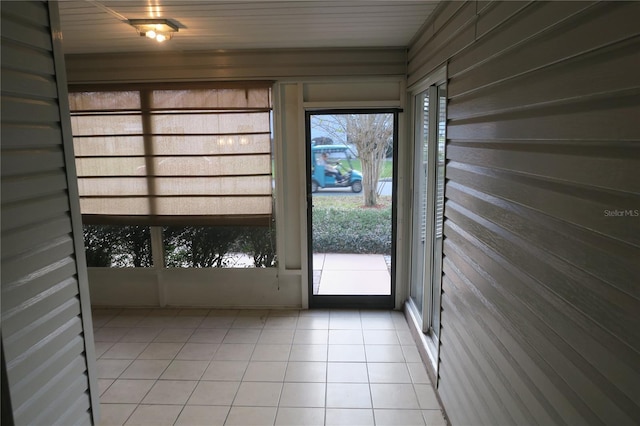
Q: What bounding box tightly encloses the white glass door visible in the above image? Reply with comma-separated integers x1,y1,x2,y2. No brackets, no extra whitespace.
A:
410,81,447,338
410,91,429,315
306,110,398,309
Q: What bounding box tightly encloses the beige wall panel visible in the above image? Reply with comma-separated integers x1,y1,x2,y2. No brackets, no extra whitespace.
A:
447,1,593,79
1,41,55,75
10,336,85,408
445,197,637,349
3,278,80,333
303,80,402,103
7,321,86,398
408,2,469,59
408,1,476,76
1,69,58,98
436,285,542,425
447,98,638,141
408,0,640,424
1,216,72,258
2,238,75,285
445,160,638,256
1,96,60,123
1,194,70,231
1,173,68,204
88,269,160,306
1,147,65,176
439,272,584,425
32,375,91,425
163,269,301,308
279,83,304,271
65,48,407,83
448,180,638,370
448,38,640,120
2,258,77,310
0,123,62,149
408,24,475,88
442,213,638,425
449,2,638,96
1,2,99,424
87,268,302,308
432,1,469,40
474,1,531,39
408,20,434,60
0,15,52,51
0,1,49,26
68,63,406,83
445,142,639,193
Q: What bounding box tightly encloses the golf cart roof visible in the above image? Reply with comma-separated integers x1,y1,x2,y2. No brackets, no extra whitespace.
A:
312,145,353,154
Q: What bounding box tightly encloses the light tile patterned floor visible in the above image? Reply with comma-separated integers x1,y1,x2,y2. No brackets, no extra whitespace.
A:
93,308,447,426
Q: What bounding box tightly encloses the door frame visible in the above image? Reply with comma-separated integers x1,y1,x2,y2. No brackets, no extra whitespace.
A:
305,108,400,309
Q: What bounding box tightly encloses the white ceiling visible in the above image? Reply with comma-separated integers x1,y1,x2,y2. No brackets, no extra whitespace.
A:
58,1,441,54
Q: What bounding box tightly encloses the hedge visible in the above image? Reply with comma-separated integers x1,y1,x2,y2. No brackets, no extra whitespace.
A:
312,203,392,255
83,199,391,266
84,225,276,268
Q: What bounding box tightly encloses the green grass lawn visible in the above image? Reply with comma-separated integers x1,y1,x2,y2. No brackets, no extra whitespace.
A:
340,159,393,179
312,195,392,209
273,158,393,180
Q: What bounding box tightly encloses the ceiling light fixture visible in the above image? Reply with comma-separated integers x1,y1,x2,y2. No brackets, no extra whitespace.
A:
128,19,178,43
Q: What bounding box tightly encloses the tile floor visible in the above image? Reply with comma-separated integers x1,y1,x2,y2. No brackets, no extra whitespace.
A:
93,308,447,426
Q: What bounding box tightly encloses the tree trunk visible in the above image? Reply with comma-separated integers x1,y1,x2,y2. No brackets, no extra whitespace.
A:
362,151,380,206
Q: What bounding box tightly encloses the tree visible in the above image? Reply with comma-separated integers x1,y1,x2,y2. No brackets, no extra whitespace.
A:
312,113,393,206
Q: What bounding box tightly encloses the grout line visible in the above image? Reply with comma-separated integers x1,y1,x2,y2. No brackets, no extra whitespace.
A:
94,308,443,425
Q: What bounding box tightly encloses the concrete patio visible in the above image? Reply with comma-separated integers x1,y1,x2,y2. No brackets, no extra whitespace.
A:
313,254,391,295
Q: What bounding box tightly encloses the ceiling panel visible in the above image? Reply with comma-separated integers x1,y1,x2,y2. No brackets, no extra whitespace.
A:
58,1,441,54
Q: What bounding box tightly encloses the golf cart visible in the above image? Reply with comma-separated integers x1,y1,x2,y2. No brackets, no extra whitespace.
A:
311,145,363,193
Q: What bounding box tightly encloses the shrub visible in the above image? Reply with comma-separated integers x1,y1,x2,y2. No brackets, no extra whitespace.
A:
164,226,242,268
84,224,277,268
83,225,152,267
164,225,277,268
236,225,278,268
312,203,391,254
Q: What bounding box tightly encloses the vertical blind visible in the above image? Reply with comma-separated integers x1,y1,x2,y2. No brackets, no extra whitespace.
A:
435,84,446,238
420,90,429,243
69,83,273,226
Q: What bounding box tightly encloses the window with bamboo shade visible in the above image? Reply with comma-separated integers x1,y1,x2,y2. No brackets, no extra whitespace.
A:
69,83,273,227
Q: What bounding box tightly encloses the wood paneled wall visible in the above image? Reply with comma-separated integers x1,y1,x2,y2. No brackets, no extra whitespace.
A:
408,1,640,424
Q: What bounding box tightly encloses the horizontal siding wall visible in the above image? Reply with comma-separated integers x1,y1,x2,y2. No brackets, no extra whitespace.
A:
65,48,407,83
1,2,96,424
408,1,640,425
